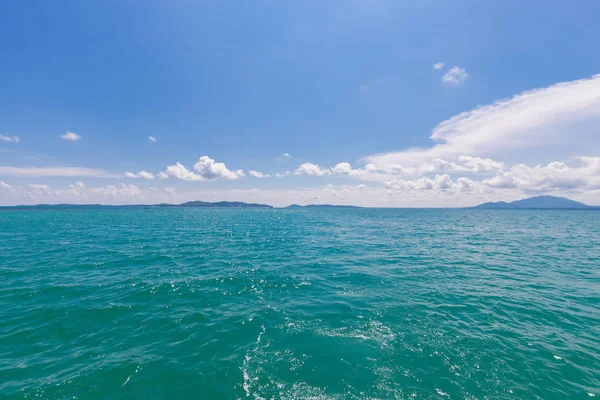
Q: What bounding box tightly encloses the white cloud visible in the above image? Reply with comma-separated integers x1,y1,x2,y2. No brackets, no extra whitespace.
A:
276,153,293,161
0,134,20,143
148,136,156,143
163,156,243,181
164,162,202,181
138,171,154,180
249,170,270,178
0,181,12,190
123,171,154,179
294,163,332,176
193,156,244,180
275,171,290,178
442,66,469,85
366,74,600,171
333,162,352,174
455,156,504,173
165,187,176,195
125,171,154,180
0,166,118,178
73,181,85,188
331,162,379,177
481,157,600,191
60,131,82,141
357,184,366,190
158,171,169,179
433,62,445,70
28,184,51,192
90,183,140,198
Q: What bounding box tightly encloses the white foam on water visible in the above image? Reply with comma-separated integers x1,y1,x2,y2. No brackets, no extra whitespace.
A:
241,326,267,397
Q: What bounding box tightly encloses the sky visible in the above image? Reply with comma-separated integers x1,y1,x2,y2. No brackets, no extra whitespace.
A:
1,0,600,207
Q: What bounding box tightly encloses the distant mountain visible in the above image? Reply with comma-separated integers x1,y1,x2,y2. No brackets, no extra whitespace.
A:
171,201,272,208
0,201,273,210
473,195,595,209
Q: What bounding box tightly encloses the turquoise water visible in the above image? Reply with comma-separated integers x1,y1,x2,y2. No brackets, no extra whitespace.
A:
1,208,599,399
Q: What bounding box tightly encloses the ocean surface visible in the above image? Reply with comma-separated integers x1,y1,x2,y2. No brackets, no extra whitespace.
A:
1,208,599,399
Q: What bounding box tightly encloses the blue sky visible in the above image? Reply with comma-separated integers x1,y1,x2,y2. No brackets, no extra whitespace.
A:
2,0,600,206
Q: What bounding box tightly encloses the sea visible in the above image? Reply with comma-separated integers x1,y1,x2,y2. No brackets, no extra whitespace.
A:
1,208,599,399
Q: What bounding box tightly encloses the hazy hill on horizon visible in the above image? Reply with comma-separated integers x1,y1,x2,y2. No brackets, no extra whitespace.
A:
1,195,598,210
473,195,594,209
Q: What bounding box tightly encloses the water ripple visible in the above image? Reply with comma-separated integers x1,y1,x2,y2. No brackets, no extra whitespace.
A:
1,208,599,399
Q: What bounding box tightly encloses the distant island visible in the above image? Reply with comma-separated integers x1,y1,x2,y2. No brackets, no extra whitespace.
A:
472,195,598,210
157,201,272,208
1,195,598,210
0,201,273,210
285,204,360,209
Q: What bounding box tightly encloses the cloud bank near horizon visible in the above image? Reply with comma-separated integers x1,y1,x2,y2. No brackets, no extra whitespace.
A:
3,74,600,206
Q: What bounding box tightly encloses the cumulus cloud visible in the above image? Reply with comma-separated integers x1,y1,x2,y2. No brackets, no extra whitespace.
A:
331,162,378,178
60,131,82,141
385,174,473,191
275,171,290,178
194,156,244,180
442,66,469,85
249,170,270,178
481,157,600,191
90,183,140,198
124,172,138,178
148,136,156,143
294,163,332,176
0,166,118,178
432,62,445,70
164,162,201,181
158,171,169,179
0,134,20,143
0,181,12,190
333,162,352,174
163,156,243,181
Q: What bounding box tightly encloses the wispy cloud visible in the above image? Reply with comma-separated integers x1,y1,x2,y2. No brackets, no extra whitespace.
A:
442,66,469,85
0,166,119,178
125,171,155,179
276,152,293,161
0,134,20,143
148,136,156,143
249,170,270,178
28,184,51,192
60,131,82,141
432,62,445,70
367,74,600,170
